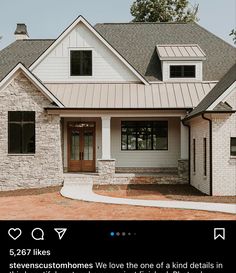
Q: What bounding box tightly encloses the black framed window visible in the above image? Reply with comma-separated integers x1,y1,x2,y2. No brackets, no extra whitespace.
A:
193,139,196,172
170,65,196,78
230,137,236,156
70,50,92,76
121,121,168,150
203,138,207,176
8,111,35,154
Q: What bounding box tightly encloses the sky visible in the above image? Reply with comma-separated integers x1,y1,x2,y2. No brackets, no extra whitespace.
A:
0,0,235,49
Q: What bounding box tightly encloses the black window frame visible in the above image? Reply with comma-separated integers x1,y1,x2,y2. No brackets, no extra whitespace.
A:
230,137,236,156
193,138,196,173
203,138,207,176
70,50,92,76
8,111,35,154
121,121,168,151
170,65,196,78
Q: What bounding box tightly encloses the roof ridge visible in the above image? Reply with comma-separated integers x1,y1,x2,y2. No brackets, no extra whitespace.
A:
95,22,191,25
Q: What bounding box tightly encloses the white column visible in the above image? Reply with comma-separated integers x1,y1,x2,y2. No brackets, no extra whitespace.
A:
101,116,111,159
180,121,189,159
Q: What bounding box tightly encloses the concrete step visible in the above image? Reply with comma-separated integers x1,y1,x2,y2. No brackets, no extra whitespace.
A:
64,176,95,186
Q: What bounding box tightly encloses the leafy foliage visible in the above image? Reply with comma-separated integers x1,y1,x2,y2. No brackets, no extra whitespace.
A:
130,0,199,23
229,29,236,45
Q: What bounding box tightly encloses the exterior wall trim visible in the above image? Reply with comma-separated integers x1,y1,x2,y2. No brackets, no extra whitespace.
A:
201,114,213,196
182,119,191,184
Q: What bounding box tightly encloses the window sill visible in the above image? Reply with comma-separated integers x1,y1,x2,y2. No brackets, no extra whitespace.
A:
69,76,93,79
121,150,168,152
230,156,236,159
8,154,35,156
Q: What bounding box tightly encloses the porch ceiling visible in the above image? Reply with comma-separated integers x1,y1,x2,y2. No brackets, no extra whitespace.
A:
45,82,216,109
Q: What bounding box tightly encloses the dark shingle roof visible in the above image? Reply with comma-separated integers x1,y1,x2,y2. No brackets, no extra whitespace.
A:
0,39,54,81
185,63,236,119
0,22,235,82
95,22,236,81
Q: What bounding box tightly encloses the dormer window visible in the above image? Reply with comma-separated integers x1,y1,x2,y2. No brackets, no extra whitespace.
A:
70,50,92,76
170,65,196,78
156,44,206,81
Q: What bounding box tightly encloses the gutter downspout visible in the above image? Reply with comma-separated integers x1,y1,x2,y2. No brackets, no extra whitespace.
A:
181,119,191,185
202,114,213,196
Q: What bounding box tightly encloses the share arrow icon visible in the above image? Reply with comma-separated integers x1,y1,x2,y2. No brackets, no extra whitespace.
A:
54,228,67,240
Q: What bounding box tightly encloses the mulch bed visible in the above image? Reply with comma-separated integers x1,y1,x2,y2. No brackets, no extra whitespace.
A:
93,184,236,204
0,184,235,204
0,185,235,220
0,186,61,197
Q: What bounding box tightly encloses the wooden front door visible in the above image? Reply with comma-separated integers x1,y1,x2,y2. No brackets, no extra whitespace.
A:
68,122,95,172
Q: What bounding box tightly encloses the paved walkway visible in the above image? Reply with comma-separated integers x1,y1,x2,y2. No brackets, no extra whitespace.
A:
61,183,236,214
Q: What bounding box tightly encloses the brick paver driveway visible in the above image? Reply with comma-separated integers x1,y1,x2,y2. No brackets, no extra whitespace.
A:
0,187,235,220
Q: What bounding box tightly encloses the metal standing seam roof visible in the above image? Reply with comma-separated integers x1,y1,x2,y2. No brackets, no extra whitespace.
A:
45,82,216,109
156,44,206,60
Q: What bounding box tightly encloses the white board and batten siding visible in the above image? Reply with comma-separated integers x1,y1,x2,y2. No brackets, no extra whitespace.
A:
32,22,139,83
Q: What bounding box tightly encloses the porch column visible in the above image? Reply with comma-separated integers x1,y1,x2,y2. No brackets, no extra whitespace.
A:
98,116,116,178
101,116,111,159
178,120,189,183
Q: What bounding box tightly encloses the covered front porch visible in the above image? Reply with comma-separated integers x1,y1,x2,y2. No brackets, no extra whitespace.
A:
47,109,190,185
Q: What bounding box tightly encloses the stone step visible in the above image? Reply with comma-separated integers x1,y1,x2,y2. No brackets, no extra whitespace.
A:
63,173,186,186
115,167,178,174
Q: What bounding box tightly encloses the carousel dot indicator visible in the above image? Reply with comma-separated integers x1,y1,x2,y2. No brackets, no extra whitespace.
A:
110,232,115,237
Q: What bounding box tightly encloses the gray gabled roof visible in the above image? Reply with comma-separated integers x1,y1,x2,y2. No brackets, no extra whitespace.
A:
95,22,236,81
0,39,54,81
0,22,235,83
185,63,236,120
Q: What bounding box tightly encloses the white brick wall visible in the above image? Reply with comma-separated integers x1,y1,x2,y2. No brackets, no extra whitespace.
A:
212,113,236,196
0,72,63,190
190,109,236,196
211,88,236,196
190,117,210,195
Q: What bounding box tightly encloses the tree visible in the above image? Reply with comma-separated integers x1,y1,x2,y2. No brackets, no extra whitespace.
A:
130,0,199,23
229,29,236,45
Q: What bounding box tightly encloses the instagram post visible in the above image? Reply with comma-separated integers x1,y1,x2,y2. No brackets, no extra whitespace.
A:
0,0,235,272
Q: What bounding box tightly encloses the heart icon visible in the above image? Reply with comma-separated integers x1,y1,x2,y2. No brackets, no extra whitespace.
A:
8,228,22,240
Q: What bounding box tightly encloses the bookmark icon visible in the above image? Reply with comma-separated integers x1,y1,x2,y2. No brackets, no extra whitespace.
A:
54,228,67,240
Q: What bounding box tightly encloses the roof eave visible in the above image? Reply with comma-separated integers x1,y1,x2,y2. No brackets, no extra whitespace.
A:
159,57,206,61
0,62,65,108
183,110,236,122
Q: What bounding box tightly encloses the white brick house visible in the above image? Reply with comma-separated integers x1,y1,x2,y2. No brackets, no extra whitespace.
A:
0,16,235,196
